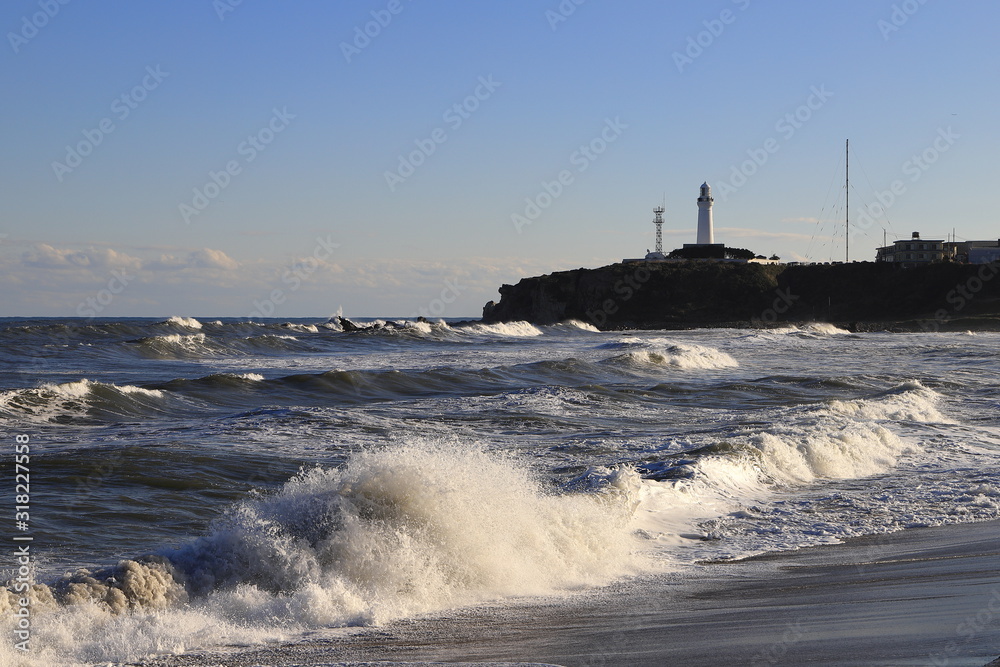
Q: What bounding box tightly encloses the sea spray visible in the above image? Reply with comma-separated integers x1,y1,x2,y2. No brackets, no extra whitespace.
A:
0,440,642,664
168,439,641,612
622,383,935,560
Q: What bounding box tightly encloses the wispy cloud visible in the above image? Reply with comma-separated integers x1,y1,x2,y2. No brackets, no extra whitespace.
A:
21,244,144,271
0,242,564,317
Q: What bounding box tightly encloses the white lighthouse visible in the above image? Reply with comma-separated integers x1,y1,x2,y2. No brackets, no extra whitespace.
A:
696,182,714,245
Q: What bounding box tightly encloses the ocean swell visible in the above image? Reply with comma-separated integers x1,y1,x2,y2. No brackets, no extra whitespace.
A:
0,441,641,664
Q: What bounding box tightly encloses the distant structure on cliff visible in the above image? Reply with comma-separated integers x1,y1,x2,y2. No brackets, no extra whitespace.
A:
682,182,724,254
876,232,1000,266
696,182,715,245
627,183,727,263
625,182,777,264
644,205,667,260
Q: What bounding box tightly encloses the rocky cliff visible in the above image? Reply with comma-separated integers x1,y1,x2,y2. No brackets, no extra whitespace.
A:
481,261,1000,331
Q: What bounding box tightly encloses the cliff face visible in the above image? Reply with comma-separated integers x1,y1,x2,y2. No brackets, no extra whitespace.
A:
482,261,1000,331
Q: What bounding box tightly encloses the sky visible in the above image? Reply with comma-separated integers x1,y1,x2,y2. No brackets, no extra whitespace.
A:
1,0,998,318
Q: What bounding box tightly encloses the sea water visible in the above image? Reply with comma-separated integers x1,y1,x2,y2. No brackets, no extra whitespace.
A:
1,317,998,665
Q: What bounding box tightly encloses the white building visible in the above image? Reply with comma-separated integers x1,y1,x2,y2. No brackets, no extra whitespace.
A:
624,183,726,263
696,182,714,245
876,232,947,265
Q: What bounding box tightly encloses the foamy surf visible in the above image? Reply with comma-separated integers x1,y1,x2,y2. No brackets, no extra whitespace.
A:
0,379,169,423
460,321,545,337
161,316,203,330
0,440,641,665
2,316,998,666
622,383,934,563
824,379,951,423
605,342,739,370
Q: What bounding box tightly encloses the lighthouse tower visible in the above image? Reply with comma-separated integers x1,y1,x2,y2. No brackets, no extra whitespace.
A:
696,182,714,245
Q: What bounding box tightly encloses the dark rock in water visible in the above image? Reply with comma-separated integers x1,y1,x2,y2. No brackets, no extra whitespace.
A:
481,261,1000,331
338,316,363,332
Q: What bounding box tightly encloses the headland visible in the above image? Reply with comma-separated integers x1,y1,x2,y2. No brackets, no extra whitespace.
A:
482,261,1000,331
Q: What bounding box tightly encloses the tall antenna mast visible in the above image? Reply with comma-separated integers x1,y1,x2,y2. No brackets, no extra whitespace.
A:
845,139,850,263
653,205,665,254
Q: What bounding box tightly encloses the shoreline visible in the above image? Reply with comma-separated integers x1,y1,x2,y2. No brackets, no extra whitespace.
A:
142,519,1000,667
455,316,1000,333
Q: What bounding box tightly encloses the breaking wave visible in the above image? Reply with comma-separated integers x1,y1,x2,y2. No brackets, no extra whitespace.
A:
605,343,739,370
128,333,313,359
160,316,203,330
0,379,171,423
623,381,942,563
459,321,545,337
824,379,951,423
0,441,640,664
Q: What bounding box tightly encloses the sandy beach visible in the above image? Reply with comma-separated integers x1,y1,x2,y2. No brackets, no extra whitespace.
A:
142,519,1000,667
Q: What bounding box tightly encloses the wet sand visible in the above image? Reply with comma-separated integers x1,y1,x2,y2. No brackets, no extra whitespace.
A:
142,520,1000,667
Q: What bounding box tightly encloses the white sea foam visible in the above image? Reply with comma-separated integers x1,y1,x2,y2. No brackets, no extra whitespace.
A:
746,322,850,340
143,333,211,355
628,385,934,562
824,380,950,423
560,319,601,332
0,379,166,422
797,322,851,335
464,321,545,337
609,343,739,370
0,440,641,665
164,316,203,329
404,320,435,334
281,323,319,333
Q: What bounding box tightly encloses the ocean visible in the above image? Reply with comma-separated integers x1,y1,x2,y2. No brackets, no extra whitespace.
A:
1,316,999,666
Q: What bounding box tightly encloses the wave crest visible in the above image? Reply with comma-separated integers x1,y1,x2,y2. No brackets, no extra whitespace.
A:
0,379,168,422
607,343,739,370
161,316,203,330
167,441,638,617
824,380,949,423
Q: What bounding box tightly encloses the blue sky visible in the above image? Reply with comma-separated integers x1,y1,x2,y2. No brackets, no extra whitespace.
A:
1,0,997,317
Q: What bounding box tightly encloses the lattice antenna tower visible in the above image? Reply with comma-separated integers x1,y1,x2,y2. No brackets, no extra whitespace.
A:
653,205,665,254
